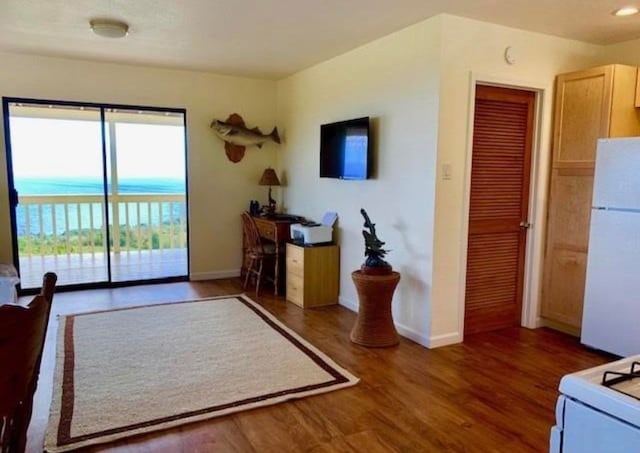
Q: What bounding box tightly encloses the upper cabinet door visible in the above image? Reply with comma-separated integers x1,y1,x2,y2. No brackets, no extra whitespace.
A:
553,65,613,168
609,65,640,138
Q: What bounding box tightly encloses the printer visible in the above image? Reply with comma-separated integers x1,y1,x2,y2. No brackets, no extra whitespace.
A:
290,212,337,245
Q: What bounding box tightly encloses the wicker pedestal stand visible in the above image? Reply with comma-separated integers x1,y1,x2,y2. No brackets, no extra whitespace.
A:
350,270,401,347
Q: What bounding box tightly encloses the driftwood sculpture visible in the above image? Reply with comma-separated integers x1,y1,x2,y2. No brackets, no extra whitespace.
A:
360,208,392,274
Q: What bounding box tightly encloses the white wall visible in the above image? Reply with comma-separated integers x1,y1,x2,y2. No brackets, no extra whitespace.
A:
601,37,640,66
430,15,604,343
277,17,442,345
0,51,277,279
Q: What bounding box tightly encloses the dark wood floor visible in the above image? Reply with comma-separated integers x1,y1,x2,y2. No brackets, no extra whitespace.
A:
28,279,611,453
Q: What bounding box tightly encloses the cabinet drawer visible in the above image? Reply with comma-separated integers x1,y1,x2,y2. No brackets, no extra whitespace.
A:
542,248,587,327
286,243,304,264
286,273,304,306
255,220,276,241
286,255,304,277
286,244,304,276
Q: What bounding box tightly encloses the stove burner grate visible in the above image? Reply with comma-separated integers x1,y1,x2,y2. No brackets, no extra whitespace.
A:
602,361,640,401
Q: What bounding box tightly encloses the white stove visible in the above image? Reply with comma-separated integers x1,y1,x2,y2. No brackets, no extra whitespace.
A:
551,355,640,452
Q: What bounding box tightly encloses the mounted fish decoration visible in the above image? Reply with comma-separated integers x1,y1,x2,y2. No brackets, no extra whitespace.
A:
210,113,280,163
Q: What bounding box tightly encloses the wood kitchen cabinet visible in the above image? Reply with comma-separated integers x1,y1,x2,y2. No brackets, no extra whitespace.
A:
286,243,339,308
541,64,640,333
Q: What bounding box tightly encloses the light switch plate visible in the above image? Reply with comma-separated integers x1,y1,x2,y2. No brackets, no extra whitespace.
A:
442,163,452,180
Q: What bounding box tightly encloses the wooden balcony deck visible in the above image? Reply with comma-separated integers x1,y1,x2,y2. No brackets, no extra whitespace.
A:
19,248,188,288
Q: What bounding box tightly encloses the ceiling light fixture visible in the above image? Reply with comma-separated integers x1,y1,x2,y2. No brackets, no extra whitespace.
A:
90,19,129,38
613,6,639,16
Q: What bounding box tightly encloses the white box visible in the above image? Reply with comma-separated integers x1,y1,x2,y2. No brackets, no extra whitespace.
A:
0,284,17,305
290,211,337,245
0,264,19,305
290,224,333,245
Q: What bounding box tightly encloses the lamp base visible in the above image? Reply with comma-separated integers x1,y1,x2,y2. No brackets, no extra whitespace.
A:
261,204,276,216
268,186,276,205
264,186,277,214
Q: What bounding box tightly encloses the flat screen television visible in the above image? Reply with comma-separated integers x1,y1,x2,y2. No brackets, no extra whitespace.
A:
320,117,370,180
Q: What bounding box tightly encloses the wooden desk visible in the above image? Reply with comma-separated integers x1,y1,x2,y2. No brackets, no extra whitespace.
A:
241,216,296,296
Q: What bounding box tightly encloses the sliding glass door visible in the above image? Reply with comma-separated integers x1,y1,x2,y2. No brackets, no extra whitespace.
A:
3,99,188,291
6,102,109,288
103,108,188,283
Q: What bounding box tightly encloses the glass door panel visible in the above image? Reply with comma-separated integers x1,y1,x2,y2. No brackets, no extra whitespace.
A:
103,108,188,282
5,102,108,289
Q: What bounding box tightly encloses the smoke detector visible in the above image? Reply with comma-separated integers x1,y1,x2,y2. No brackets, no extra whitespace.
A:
90,19,129,38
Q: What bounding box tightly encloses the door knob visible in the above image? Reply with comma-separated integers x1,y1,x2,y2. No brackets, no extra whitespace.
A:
519,221,532,229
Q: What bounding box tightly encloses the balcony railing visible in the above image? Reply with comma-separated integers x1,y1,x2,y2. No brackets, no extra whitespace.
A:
17,193,187,258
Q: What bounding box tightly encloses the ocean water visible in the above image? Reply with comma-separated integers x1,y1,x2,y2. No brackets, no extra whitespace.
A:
16,177,185,195
15,178,187,236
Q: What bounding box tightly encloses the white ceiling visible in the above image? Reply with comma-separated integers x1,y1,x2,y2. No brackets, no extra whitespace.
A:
0,0,639,79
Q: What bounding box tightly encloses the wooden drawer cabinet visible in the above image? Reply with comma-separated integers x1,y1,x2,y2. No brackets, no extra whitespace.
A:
285,243,339,308
543,249,588,330
285,245,304,277
542,64,640,332
286,273,305,305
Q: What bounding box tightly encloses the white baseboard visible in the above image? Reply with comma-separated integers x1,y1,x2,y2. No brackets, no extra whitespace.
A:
427,332,462,348
338,296,358,312
395,323,430,347
190,269,241,281
338,296,430,348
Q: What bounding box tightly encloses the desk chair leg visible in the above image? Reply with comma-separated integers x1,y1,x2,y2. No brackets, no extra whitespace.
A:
274,253,279,296
243,257,254,291
255,259,264,297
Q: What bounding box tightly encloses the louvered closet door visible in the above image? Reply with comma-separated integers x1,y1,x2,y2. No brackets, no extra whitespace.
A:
464,85,535,335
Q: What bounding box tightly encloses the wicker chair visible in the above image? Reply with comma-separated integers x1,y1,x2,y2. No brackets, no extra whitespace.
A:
0,272,57,453
241,212,277,296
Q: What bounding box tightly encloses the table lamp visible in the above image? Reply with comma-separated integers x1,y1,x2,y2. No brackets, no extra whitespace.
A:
259,168,281,213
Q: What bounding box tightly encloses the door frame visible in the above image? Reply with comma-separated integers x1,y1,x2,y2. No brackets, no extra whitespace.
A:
2,96,191,294
458,72,552,338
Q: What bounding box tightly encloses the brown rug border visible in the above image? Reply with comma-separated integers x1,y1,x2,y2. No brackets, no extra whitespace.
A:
47,294,358,451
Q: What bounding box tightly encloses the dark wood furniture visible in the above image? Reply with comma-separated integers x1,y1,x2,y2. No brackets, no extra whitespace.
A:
241,215,296,296
0,272,57,453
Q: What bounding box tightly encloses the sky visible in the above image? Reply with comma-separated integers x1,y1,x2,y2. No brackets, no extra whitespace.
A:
9,117,186,179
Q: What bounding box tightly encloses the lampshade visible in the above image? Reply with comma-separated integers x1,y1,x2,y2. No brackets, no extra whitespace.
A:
259,168,281,186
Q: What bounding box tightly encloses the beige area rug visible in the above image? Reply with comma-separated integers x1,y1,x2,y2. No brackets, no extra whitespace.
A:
45,295,358,452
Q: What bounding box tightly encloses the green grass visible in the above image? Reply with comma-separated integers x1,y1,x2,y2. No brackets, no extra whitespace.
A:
18,224,186,255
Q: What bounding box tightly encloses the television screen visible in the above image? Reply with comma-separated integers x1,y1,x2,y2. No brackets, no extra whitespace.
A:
320,117,370,180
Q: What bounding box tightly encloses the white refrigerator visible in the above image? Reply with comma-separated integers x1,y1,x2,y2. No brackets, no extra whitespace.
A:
581,138,640,357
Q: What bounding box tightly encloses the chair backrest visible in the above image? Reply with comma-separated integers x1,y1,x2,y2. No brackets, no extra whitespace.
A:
241,212,264,255
40,272,57,306
0,272,57,453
